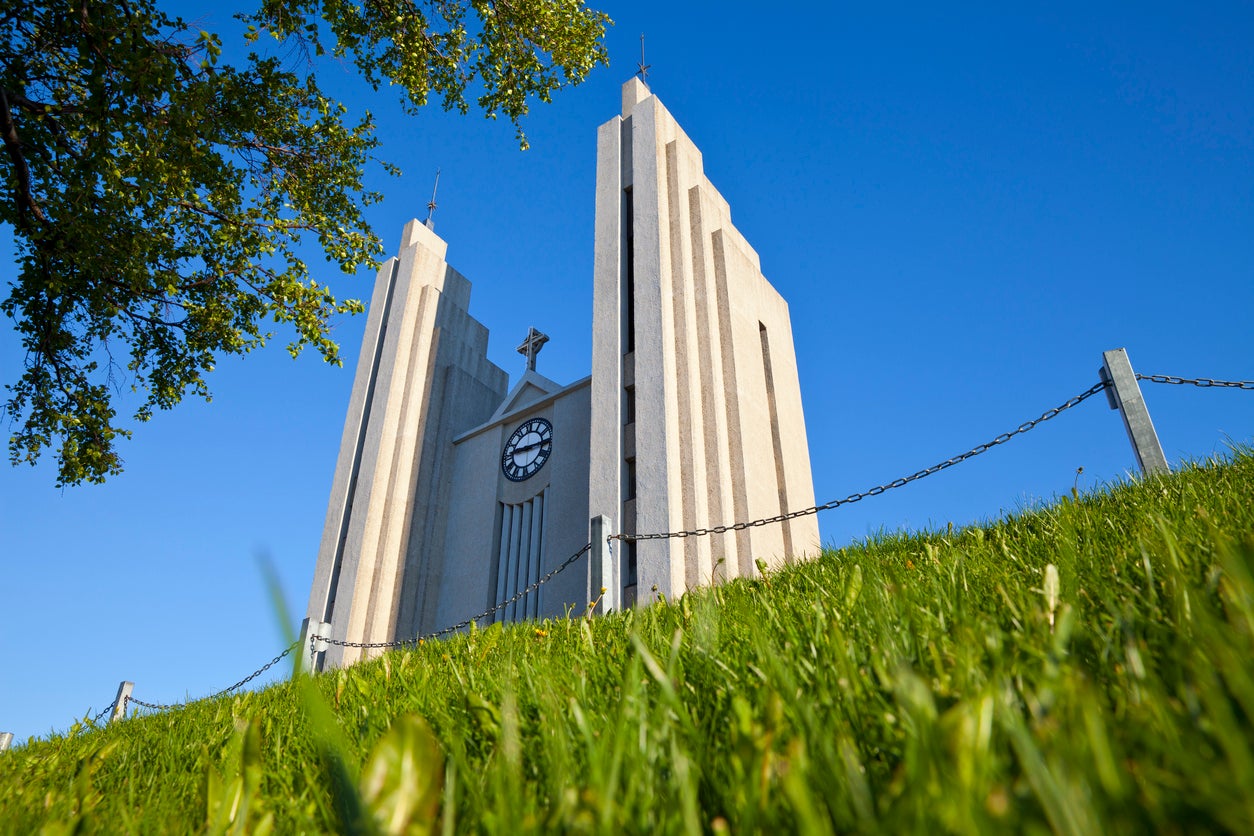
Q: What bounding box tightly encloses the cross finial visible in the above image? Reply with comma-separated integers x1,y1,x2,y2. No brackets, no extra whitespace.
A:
636,33,651,86
424,168,441,230
516,327,549,372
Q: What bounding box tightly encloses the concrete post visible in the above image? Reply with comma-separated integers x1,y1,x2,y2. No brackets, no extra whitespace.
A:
589,515,619,614
0,732,13,752
298,617,331,674
110,681,133,724
1101,348,1170,477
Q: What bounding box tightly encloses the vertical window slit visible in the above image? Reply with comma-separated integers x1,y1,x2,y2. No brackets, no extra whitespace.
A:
624,187,636,353
759,322,793,557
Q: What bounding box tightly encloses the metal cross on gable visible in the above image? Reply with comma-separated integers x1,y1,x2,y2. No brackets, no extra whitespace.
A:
423,168,441,230
636,33,651,85
516,327,549,372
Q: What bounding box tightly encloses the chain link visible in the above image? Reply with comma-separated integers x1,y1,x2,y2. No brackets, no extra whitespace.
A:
614,380,1112,542
89,702,116,725
108,540,594,717
125,640,301,712
75,368,1251,726
1137,374,1254,390
313,542,594,652
90,371,1251,715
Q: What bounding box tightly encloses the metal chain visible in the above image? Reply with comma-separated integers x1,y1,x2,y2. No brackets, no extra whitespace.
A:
1137,374,1254,390
89,702,116,725
614,380,1112,542
126,640,301,712
111,541,594,715
314,541,594,651
81,370,1249,720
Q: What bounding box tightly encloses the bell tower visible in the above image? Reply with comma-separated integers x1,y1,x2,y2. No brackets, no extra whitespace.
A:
589,79,819,606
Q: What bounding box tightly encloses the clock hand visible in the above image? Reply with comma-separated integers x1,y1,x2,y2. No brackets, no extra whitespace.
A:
513,440,545,454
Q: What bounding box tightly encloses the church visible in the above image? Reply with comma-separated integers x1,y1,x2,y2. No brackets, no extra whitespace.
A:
304,79,819,668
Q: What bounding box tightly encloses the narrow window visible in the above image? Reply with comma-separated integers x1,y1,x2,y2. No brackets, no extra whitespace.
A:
624,187,636,353
625,541,638,587
759,322,793,557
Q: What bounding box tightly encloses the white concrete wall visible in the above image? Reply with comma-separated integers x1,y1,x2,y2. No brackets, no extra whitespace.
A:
588,114,624,539
306,221,508,667
591,80,820,605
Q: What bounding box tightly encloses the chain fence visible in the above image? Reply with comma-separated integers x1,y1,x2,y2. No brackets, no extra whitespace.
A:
89,702,116,726
614,379,1115,542
310,542,593,654
1137,374,1254,390
123,641,302,713
85,544,593,726
64,368,1251,731
611,372,1253,543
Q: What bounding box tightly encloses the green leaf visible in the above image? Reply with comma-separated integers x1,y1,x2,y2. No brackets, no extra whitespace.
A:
359,715,444,836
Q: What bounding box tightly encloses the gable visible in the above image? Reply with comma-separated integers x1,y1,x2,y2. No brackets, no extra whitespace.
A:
486,369,565,425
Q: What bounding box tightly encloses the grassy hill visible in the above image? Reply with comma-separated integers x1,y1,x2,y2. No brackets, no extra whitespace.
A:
3,450,1254,834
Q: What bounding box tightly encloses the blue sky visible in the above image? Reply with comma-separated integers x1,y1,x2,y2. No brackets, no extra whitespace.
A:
2,2,1252,743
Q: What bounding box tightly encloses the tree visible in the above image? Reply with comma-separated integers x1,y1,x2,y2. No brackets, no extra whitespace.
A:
0,0,609,486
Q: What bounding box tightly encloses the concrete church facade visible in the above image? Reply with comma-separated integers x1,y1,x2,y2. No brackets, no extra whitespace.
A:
306,79,818,668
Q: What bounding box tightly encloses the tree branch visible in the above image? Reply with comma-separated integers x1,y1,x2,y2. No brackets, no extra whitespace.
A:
0,87,48,226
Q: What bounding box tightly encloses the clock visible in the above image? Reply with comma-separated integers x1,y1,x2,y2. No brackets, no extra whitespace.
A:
502,417,553,482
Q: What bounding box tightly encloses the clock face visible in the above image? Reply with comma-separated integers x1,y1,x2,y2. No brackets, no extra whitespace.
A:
502,418,553,482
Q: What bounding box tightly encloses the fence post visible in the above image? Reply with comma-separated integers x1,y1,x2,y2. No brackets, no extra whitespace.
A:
0,732,12,752
1101,348,1170,477
589,515,619,614
298,617,331,674
110,681,134,724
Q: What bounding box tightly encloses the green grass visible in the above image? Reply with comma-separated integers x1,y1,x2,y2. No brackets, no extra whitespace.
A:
4,450,1254,834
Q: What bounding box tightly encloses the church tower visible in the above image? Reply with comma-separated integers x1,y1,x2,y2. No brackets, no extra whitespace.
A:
305,220,513,666
306,79,819,667
588,79,819,605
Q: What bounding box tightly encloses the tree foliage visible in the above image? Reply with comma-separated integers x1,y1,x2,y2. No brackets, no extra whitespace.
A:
0,0,609,486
